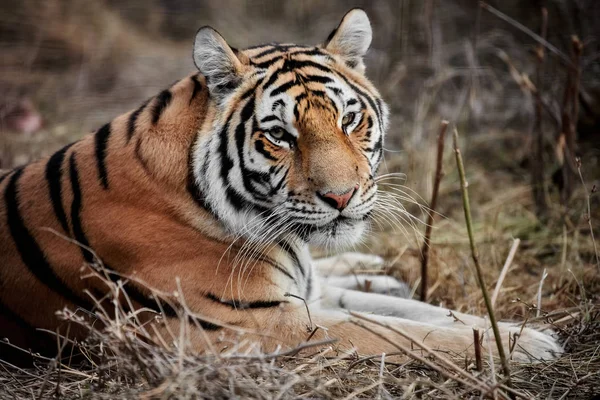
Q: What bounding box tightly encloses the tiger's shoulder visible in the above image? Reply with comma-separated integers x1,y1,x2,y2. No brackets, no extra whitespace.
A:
0,73,209,189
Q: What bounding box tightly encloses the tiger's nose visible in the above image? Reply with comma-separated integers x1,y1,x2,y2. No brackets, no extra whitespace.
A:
317,185,358,211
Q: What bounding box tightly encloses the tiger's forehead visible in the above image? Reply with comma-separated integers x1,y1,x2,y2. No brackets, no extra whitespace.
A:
243,43,333,67
229,41,386,138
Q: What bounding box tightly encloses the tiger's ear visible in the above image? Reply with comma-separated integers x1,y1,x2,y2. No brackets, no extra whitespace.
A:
323,8,372,73
193,27,248,103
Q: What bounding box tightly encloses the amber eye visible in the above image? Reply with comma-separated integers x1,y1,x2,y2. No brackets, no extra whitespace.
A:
265,127,294,149
342,112,356,133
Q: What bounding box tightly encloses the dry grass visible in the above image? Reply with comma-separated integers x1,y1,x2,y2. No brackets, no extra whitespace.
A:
1,1,600,399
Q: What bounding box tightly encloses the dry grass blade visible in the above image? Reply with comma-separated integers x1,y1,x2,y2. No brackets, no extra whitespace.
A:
348,312,528,399
492,238,520,309
348,318,491,395
452,127,512,392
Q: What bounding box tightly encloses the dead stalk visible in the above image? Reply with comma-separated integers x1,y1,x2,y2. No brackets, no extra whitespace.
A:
531,7,549,217
420,120,449,301
559,36,583,205
473,328,482,372
452,128,512,390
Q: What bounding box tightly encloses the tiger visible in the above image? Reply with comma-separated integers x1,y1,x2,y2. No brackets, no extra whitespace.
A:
0,9,561,364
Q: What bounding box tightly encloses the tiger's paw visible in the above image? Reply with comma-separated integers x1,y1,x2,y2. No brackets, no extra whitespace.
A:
508,326,563,363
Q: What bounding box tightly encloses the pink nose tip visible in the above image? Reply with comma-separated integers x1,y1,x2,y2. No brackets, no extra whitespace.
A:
318,185,358,210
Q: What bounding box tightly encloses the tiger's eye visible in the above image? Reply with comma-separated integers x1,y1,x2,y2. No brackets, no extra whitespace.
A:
270,128,285,139
342,112,356,128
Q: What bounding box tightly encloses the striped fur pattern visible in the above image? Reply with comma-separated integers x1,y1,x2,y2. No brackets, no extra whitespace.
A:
0,9,561,363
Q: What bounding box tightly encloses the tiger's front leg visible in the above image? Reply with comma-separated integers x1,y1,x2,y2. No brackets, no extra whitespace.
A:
317,285,563,362
165,299,557,364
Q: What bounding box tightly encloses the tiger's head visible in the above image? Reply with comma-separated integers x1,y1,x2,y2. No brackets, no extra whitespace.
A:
191,9,388,249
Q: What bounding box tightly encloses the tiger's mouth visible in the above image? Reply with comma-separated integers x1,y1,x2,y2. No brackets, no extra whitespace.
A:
286,213,369,244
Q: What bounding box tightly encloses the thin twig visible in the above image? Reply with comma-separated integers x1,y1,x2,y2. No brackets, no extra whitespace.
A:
576,158,600,272
479,1,573,68
420,120,449,301
492,238,521,308
452,128,512,391
284,293,313,331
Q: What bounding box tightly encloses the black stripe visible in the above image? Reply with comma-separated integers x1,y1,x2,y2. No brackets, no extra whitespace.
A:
235,97,270,202
253,45,283,59
255,139,277,161
252,44,313,60
293,93,308,122
190,75,203,104
253,51,330,70
278,240,305,278
310,89,327,99
5,168,93,309
113,276,221,331
327,86,343,101
260,255,297,284
206,293,285,310
218,99,258,211
260,115,281,123
69,153,94,263
151,89,172,125
272,99,286,112
125,281,221,330
260,59,332,92
186,137,219,218
45,142,75,234
270,168,288,195
127,99,150,142
94,123,111,189
304,75,334,85
270,80,299,97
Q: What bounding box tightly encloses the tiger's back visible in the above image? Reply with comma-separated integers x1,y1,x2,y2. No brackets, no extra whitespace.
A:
0,75,218,357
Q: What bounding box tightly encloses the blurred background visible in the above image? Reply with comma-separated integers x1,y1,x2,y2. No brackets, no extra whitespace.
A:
0,0,598,313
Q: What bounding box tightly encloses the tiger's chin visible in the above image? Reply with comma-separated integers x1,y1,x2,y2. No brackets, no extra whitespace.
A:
306,218,367,250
